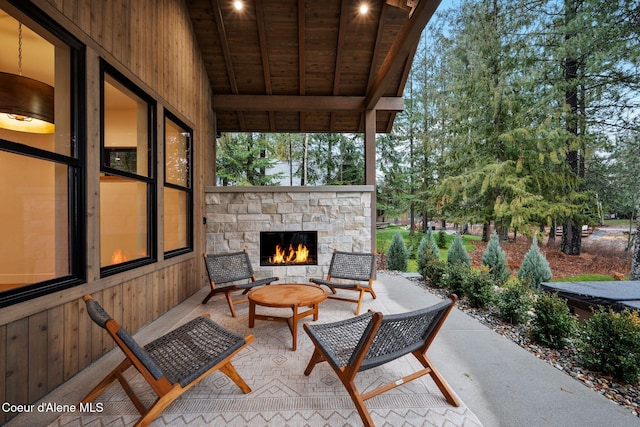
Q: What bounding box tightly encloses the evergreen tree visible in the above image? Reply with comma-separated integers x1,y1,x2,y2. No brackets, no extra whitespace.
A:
417,230,440,278
437,228,447,249
482,230,510,284
387,231,408,271
427,229,440,261
417,236,429,276
447,233,470,267
631,198,640,280
216,133,283,186
518,236,552,289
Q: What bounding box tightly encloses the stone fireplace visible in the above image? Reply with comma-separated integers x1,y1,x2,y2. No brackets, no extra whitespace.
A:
205,186,373,283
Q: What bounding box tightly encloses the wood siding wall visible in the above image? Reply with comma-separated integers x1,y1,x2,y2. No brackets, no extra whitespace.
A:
0,1,212,423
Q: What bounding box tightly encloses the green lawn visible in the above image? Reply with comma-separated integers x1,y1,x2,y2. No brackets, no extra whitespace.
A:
376,225,480,272
552,274,616,282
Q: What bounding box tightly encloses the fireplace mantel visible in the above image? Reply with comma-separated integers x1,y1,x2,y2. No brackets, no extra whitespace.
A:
205,185,373,283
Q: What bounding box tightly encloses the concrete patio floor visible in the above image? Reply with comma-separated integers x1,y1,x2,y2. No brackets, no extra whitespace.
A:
6,273,639,426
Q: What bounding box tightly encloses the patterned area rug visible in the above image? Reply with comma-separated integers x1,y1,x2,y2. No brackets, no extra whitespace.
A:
51,287,482,427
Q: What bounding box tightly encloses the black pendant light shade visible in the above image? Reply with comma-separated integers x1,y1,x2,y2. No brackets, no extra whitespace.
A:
0,71,55,134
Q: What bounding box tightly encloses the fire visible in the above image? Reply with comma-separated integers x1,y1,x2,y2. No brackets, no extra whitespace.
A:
111,249,128,264
269,243,309,265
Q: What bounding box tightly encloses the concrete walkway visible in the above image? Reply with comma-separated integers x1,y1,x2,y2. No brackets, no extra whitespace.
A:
375,272,639,427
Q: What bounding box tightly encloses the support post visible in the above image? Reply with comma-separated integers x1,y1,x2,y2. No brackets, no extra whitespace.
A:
365,109,376,259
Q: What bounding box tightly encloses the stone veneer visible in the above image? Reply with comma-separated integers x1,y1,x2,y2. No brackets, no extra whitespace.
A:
205,186,373,283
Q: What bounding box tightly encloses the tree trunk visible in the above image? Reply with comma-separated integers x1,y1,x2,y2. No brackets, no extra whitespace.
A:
561,218,582,255
548,219,556,245
301,133,308,185
561,0,583,255
482,223,489,242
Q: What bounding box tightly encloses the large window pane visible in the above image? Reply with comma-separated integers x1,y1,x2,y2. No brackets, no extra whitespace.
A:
164,114,191,256
164,187,188,251
165,119,190,186
103,77,149,176
100,175,148,267
0,10,73,157
0,5,83,306
100,64,155,272
0,151,69,290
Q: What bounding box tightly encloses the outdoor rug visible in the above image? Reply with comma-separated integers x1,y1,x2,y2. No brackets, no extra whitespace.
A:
49,285,482,427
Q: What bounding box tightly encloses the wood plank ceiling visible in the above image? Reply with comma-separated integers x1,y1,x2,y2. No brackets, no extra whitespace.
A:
186,0,442,133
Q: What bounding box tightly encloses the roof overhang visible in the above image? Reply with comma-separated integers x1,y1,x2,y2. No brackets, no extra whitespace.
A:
187,0,442,133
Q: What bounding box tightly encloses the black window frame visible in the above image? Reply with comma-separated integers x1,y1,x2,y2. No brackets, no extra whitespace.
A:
163,110,193,259
0,1,86,308
99,60,157,277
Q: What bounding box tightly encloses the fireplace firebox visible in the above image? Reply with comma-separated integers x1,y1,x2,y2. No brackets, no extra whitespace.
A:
260,231,317,266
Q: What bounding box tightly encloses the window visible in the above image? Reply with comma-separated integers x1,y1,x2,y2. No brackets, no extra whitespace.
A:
100,62,156,275
164,113,193,257
0,5,85,307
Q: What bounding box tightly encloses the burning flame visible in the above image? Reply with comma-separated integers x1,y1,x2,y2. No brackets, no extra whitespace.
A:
111,249,128,264
269,243,309,264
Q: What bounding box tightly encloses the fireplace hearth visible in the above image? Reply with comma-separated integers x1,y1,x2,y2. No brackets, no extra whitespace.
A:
260,231,317,266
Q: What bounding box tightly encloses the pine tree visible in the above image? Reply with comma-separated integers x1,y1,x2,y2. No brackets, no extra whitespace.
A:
518,236,552,289
447,233,470,267
427,229,440,261
417,230,440,277
482,231,510,284
387,230,408,271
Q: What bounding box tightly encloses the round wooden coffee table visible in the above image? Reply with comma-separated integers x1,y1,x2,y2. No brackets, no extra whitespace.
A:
248,284,327,351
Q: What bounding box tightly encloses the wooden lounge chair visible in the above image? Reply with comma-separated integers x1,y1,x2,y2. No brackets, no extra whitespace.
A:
81,295,254,427
203,249,279,317
303,295,460,427
310,249,376,315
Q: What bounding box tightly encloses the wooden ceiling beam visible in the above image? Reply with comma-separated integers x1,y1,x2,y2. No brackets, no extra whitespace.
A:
254,0,275,131
330,0,350,132
212,94,404,112
298,0,306,132
210,0,245,130
365,0,441,110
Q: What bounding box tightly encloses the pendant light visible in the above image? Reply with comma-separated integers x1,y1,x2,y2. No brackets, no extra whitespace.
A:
0,22,54,134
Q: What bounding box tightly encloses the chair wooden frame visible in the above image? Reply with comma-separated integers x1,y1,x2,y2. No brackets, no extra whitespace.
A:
202,249,279,317
303,295,460,427
310,249,376,315
81,295,254,427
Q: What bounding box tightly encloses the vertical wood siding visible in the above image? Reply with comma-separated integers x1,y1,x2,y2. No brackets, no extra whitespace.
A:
0,0,210,423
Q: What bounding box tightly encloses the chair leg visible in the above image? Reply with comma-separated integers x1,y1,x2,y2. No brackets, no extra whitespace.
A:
201,289,216,304
81,358,132,404
354,289,365,315
135,387,182,427
303,348,326,375
220,362,252,393
367,286,377,300
414,351,460,407
342,379,376,427
225,291,238,317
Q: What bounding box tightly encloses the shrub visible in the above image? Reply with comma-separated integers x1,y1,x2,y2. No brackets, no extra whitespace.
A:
518,236,552,289
437,228,447,248
422,260,449,288
482,231,510,285
447,233,470,267
417,236,428,276
444,263,470,296
417,230,440,278
463,267,496,308
578,308,640,383
496,280,534,325
530,292,578,349
387,230,408,271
